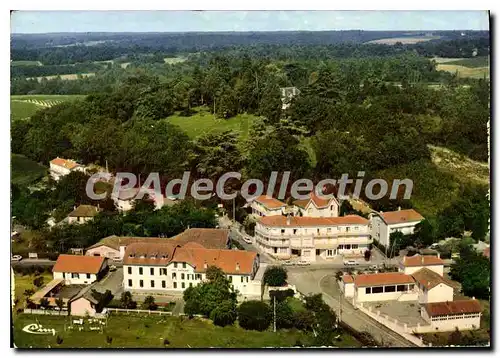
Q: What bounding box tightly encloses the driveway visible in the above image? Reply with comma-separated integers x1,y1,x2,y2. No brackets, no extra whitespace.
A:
92,268,124,296
287,268,416,347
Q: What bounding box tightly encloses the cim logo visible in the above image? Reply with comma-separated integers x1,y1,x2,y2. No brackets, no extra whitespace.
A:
22,323,56,336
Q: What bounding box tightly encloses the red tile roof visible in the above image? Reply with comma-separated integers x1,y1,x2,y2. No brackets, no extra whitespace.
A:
253,195,286,209
50,157,80,170
259,215,368,227
402,254,444,267
293,192,338,209
171,228,230,249
354,272,415,287
425,300,482,317
53,255,106,274
342,275,354,283
123,243,257,275
379,209,424,225
411,268,451,290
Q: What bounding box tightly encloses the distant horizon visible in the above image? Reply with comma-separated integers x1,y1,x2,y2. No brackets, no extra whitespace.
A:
11,11,490,34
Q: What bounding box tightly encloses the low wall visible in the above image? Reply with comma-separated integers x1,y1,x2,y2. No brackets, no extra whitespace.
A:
106,308,173,316
23,308,67,316
356,302,430,347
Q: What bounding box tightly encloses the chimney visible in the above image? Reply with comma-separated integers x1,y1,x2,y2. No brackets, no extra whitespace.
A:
286,215,291,226
236,262,240,272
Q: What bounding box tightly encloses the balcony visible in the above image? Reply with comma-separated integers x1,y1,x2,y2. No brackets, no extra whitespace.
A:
255,228,370,240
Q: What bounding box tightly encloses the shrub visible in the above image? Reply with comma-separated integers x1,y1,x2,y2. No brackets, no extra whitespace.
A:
33,276,44,288
364,250,371,261
269,289,295,302
263,266,288,287
275,301,294,329
106,335,113,344
210,300,237,327
56,335,63,345
163,338,170,346
237,300,272,331
142,296,158,311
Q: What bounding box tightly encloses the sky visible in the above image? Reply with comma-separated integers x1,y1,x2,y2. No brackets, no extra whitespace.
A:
11,11,490,34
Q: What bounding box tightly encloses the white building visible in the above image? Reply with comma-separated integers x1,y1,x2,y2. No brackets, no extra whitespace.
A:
280,87,300,110
399,254,444,276
255,215,371,261
250,195,287,217
293,192,339,218
350,272,418,303
422,300,482,331
52,254,108,285
49,157,84,181
369,208,424,247
123,241,261,297
67,205,101,224
412,268,454,304
85,228,230,261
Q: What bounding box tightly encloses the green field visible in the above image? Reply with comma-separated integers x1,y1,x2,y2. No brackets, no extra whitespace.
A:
166,107,259,140
164,57,187,64
11,154,47,186
436,64,489,79
13,273,53,311
12,313,359,348
11,95,85,121
444,56,489,68
11,60,43,66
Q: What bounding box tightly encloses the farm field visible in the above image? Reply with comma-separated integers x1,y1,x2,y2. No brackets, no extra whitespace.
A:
166,107,259,140
12,314,360,348
164,57,187,64
441,56,489,68
365,36,441,45
11,60,43,66
28,73,96,82
11,154,47,186
436,64,489,79
11,95,85,121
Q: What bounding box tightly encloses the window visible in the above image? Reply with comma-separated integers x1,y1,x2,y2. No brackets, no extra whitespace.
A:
182,282,185,289
151,280,155,288
345,244,351,250
189,283,193,287
246,277,249,283
172,273,177,279
354,226,359,231
384,285,396,293
330,205,334,210
346,227,350,232
174,263,178,268
160,268,167,276
408,284,415,290
86,273,91,279
352,244,358,249
281,229,285,234
150,268,154,275
241,276,244,283
294,229,298,234
327,250,334,256
72,273,79,278
372,286,383,294
196,274,202,280
181,273,185,280
182,263,186,269
128,267,132,274
338,245,344,250
365,287,371,294
397,285,408,292
128,279,132,287
139,267,143,275
173,282,177,289
139,280,144,288
162,281,166,288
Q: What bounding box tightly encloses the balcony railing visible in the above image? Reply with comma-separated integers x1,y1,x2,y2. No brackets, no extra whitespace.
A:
255,228,370,239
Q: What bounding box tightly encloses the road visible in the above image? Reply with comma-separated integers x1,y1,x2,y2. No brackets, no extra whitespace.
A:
287,267,416,347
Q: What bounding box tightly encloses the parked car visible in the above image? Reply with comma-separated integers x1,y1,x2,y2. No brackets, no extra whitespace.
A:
344,260,359,266
242,236,252,244
109,265,117,272
429,243,440,249
369,264,378,270
297,260,310,266
283,260,295,266
11,255,22,262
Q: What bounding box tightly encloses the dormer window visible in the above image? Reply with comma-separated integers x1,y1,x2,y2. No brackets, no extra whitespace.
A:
161,255,167,259
129,253,135,258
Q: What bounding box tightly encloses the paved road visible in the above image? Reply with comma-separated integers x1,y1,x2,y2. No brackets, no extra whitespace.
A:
11,259,55,267
287,268,416,347
228,227,275,264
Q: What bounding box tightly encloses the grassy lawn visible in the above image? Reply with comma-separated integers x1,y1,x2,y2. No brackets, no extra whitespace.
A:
13,273,53,311
166,106,259,140
13,314,314,348
11,95,85,121
11,94,86,102
11,154,47,186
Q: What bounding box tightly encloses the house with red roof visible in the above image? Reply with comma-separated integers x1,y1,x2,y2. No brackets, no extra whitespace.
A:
49,157,84,181
293,192,340,218
255,214,371,261
369,208,424,248
399,254,444,276
53,254,108,285
422,299,482,331
122,241,261,296
250,195,287,217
